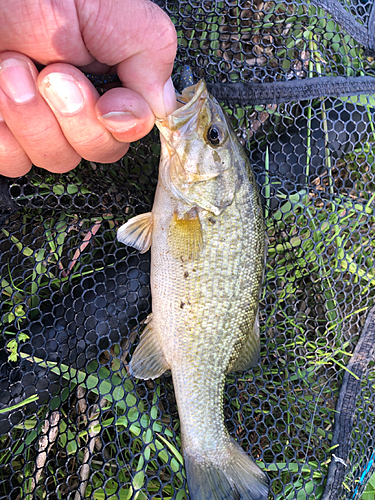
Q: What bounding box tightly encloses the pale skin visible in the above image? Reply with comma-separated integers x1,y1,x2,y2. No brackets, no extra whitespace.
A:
0,0,178,177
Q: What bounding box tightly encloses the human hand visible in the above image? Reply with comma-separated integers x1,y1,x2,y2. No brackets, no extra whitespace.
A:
0,0,177,177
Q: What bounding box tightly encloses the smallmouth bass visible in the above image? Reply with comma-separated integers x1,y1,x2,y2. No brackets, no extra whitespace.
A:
117,80,268,500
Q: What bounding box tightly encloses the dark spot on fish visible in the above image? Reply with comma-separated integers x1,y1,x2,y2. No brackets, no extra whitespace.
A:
184,271,189,278
208,217,216,224
192,268,196,272
180,301,185,309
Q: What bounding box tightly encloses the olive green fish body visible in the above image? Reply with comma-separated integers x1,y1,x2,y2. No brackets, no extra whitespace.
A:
117,81,268,499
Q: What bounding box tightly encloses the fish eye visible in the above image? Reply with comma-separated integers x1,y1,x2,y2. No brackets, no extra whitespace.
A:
206,125,225,146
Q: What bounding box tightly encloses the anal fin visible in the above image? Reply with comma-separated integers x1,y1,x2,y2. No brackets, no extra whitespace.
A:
117,212,153,253
230,312,261,373
129,316,169,380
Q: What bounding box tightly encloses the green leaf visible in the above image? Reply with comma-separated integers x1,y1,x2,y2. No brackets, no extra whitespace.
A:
156,433,184,465
53,184,65,195
6,339,19,362
113,386,125,401
0,394,38,414
67,184,79,194
25,430,37,446
133,471,145,490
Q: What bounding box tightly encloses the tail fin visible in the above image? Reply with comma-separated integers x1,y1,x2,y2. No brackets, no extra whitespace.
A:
184,437,269,500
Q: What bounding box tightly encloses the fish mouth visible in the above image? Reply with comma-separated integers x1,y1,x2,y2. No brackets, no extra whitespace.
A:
156,80,208,132
174,79,207,108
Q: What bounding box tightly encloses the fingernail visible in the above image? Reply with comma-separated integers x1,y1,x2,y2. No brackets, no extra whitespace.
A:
163,77,177,116
0,58,36,103
99,111,138,132
41,73,84,114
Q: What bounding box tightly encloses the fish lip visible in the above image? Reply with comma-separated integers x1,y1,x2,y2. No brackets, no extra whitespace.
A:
155,79,208,129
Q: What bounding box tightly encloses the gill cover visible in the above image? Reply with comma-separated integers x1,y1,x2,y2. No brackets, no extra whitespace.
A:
156,80,242,216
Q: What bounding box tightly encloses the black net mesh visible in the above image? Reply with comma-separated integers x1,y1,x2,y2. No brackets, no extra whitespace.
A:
1,1,375,499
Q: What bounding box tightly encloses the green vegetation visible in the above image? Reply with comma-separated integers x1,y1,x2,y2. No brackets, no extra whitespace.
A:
361,471,375,500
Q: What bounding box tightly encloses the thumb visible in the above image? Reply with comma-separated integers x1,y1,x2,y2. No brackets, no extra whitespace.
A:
76,0,177,117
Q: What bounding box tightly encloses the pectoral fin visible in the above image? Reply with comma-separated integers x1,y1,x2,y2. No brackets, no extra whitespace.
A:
229,313,261,373
168,209,202,261
129,316,169,380
117,212,153,253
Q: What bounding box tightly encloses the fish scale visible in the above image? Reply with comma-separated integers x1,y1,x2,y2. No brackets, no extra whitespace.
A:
158,207,254,455
117,80,268,499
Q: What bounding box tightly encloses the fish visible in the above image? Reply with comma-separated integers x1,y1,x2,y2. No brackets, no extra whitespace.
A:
117,79,268,500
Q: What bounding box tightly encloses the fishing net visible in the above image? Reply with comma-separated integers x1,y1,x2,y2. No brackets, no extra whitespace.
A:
1,0,375,498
